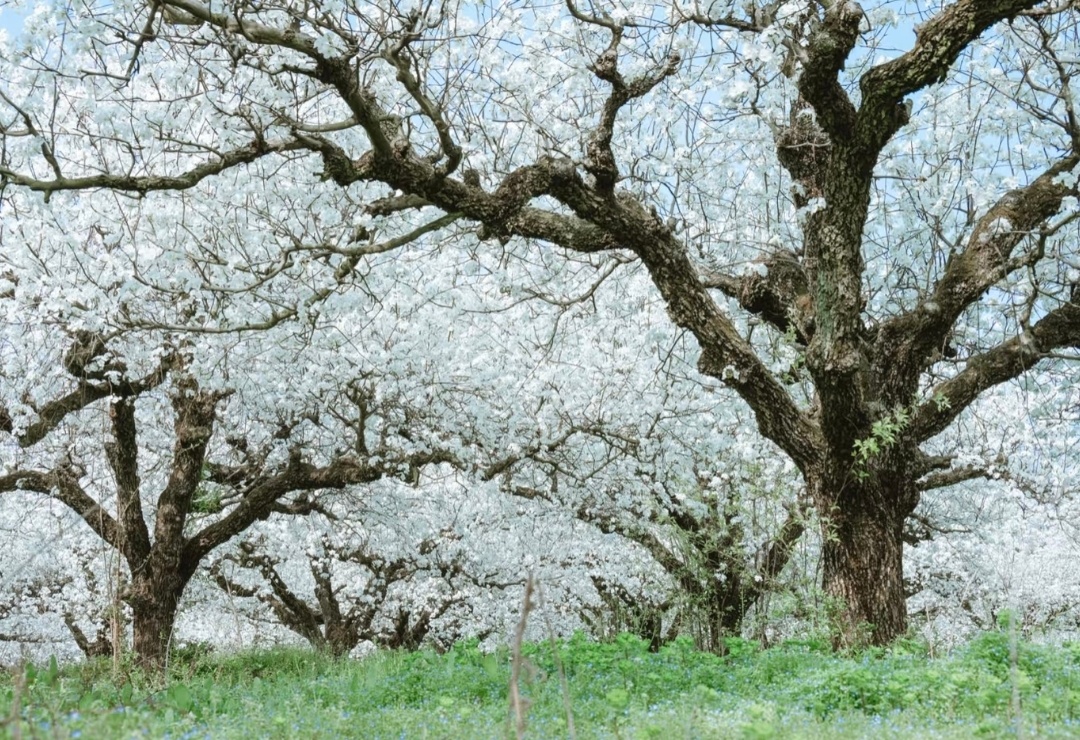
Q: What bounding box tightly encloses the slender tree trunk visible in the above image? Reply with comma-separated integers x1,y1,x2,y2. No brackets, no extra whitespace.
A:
710,581,747,650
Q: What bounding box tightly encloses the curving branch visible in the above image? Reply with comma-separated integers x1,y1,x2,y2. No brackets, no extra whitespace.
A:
160,0,324,54
917,462,1000,492
700,251,813,341
0,465,121,549
0,138,307,201
915,453,1058,504
912,296,1080,441
63,613,113,659
160,0,399,158
240,4,454,166
858,0,1045,152
581,22,681,192
382,13,462,176
6,353,174,449
677,6,763,34
184,447,460,571
902,511,973,546
366,192,432,216
536,162,821,470
211,546,327,648
319,212,462,281
877,154,1080,402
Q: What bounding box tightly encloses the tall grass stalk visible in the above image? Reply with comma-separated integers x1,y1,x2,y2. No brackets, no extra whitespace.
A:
508,574,535,739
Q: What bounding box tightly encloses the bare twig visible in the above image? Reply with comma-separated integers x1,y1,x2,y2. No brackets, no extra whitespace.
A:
508,574,535,740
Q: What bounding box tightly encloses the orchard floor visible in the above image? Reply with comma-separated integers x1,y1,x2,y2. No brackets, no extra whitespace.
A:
3,632,1079,738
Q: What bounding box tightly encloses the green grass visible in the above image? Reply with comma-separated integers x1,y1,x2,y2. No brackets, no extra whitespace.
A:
2,631,1080,738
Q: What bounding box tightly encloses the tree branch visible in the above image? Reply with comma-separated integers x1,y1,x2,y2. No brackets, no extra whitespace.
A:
540,164,822,471
858,0,1045,151
878,154,1079,402
152,379,229,555
212,546,326,646
105,397,152,568
738,499,808,608
0,138,306,199
913,297,1080,440
797,2,861,141
184,448,458,570
677,7,762,34
583,25,680,192
9,354,173,449
382,14,462,176
917,463,998,492
700,251,812,341
0,465,121,549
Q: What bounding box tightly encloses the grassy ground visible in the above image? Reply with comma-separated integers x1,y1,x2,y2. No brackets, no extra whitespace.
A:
2,631,1079,738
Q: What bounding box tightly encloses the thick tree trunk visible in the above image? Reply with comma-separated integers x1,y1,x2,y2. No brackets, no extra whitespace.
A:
821,505,907,647
129,571,188,670
131,601,178,670
813,464,917,648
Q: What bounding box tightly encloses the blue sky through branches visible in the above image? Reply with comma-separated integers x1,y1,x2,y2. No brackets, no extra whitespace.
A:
0,3,24,39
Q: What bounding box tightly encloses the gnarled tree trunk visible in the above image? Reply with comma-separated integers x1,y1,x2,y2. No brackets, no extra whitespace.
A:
127,554,197,670
807,452,921,646
130,597,181,669
820,499,908,646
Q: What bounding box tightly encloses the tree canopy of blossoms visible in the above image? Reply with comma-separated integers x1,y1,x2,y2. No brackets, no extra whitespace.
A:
1,0,1080,663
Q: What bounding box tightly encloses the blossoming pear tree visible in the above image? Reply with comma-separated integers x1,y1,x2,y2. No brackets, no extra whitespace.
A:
1,167,798,666
2,0,1080,650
